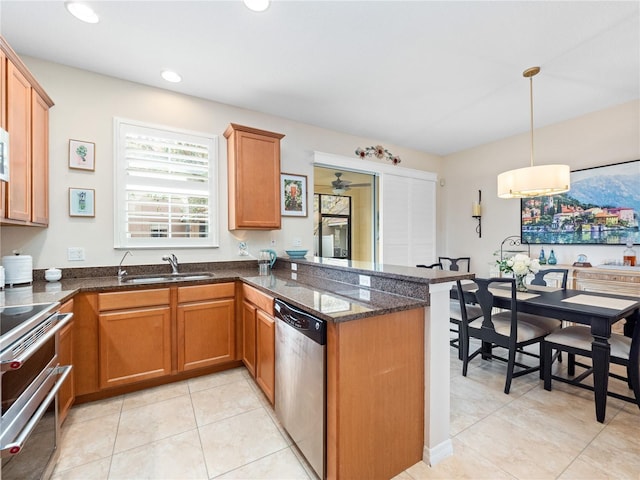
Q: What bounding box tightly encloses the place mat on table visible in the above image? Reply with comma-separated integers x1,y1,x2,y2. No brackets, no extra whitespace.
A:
489,288,540,300
466,287,540,300
561,294,638,310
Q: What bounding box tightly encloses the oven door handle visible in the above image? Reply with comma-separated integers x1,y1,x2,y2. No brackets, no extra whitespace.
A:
1,364,72,457
1,312,73,372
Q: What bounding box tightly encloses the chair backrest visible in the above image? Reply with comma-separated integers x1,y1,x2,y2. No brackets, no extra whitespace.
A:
416,262,442,269
463,277,518,343
530,268,569,289
439,256,470,272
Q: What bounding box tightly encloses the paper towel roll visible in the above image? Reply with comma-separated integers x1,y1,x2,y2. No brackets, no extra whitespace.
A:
2,254,33,285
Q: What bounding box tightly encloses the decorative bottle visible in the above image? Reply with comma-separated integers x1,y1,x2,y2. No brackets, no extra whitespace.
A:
538,247,546,265
548,249,557,265
623,241,636,266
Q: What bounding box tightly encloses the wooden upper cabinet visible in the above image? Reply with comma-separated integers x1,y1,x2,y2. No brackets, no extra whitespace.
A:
0,49,6,219
6,60,31,222
31,89,49,225
224,123,284,230
1,36,53,226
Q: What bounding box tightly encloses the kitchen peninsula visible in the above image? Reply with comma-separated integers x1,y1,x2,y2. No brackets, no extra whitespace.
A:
0,258,471,479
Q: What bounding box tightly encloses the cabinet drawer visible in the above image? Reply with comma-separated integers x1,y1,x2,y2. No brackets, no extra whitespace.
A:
99,288,170,311
242,284,274,315
178,282,235,304
60,298,74,314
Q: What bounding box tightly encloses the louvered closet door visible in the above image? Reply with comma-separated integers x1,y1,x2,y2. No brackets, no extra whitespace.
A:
380,174,436,266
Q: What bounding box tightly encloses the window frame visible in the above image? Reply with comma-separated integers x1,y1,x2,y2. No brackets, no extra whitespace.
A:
113,117,219,249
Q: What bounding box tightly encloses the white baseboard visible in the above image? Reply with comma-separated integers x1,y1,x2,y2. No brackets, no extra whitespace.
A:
423,439,453,466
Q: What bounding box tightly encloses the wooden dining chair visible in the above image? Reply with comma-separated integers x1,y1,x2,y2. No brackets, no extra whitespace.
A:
439,256,470,272
458,277,562,393
434,257,472,358
416,262,443,269
531,268,569,289
542,319,640,421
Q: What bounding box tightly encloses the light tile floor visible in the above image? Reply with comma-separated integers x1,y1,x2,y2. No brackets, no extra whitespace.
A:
52,344,640,480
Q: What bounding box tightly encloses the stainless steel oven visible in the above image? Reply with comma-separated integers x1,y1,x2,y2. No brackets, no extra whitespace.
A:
0,302,73,480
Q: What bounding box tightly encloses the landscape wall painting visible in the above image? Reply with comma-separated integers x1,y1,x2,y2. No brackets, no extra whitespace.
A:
521,159,640,245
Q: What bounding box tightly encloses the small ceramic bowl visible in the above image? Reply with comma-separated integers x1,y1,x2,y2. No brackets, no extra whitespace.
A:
45,268,62,282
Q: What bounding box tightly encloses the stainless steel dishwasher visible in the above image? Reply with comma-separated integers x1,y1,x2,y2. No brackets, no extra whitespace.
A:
274,299,326,479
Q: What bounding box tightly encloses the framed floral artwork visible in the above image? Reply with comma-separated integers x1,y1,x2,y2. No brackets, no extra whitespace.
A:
69,139,95,171
69,188,95,217
281,173,307,217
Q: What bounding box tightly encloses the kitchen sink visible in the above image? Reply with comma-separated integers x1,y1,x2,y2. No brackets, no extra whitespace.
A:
120,272,215,284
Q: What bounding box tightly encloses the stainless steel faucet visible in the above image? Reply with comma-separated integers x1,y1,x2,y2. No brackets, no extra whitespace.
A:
118,251,132,280
162,253,179,274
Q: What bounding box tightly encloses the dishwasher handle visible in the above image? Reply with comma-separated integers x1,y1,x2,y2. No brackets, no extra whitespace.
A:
274,299,326,345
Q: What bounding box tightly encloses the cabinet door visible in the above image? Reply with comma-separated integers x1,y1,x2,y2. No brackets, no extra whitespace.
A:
73,293,99,396
99,306,171,389
225,124,284,230
30,89,48,225
6,60,31,222
256,309,275,404
177,298,235,371
242,300,257,377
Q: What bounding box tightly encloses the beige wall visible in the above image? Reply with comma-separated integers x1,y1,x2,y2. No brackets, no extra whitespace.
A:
441,100,640,276
0,57,442,269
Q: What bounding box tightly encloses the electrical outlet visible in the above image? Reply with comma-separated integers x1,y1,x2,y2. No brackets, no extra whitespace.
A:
291,263,297,271
292,237,302,247
291,272,297,280
359,274,371,287
359,289,371,301
67,247,85,261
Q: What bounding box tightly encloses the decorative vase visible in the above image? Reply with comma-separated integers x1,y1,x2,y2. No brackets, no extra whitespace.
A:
548,249,557,265
539,248,546,265
515,274,528,292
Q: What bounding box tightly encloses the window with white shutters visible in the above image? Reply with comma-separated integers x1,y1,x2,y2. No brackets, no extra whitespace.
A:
114,118,218,248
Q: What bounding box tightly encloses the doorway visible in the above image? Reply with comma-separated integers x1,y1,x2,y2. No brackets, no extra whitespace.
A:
313,166,377,262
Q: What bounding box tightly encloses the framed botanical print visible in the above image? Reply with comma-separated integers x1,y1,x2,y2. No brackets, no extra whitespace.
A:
69,188,95,217
281,173,307,217
69,139,95,171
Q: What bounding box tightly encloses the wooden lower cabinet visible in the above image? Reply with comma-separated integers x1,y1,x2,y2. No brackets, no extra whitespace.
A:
177,283,236,371
58,299,74,424
241,284,275,403
241,300,257,377
327,308,424,480
98,288,172,389
99,306,172,389
256,310,275,404
73,293,100,396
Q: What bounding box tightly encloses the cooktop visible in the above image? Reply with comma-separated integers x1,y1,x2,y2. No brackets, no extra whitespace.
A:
0,303,59,350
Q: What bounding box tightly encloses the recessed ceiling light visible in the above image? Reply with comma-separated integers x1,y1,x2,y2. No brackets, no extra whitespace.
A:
65,2,99,24
244,0,270,12
161,70,182,83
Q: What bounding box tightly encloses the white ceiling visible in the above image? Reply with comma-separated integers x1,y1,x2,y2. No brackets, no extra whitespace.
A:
1,1,638,156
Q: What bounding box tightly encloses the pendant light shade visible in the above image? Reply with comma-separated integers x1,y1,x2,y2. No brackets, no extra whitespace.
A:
497,67,570,199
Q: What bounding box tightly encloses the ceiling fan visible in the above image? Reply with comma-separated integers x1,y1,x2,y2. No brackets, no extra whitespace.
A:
331,172,370,194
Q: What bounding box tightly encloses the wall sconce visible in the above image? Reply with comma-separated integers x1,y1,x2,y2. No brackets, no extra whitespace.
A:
472,189,482,238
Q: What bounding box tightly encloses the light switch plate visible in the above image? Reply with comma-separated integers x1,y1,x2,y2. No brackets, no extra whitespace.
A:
67,247,85,261
359,274,371,287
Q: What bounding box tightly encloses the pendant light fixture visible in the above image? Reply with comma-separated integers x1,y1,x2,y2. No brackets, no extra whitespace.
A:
497,67,570,199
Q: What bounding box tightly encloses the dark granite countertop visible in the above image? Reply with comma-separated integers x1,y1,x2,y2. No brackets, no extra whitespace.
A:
0,259,470,322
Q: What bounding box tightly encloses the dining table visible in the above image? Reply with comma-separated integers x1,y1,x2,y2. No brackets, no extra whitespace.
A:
456,282,640,422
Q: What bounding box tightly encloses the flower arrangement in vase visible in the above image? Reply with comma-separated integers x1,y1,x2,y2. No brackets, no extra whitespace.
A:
496,253,540,292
